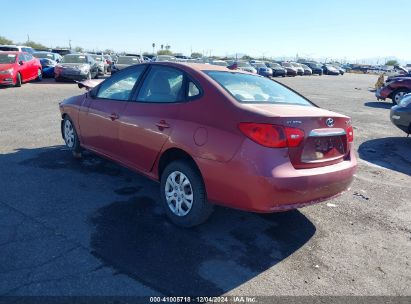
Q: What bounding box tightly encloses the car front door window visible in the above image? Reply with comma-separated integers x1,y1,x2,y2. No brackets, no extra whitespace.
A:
97,66,145,101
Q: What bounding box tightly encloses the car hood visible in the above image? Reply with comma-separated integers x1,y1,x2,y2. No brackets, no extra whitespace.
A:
0,64,15,71
77,78,104,90
240,104,348,118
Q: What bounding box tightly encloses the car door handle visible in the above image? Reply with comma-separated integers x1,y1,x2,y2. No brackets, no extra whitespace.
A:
156,120,170,130
109,113,119,121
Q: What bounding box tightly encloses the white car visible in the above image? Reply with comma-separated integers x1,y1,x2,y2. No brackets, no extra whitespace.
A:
234,61,257,74
153,55,177,62
0,45,34,54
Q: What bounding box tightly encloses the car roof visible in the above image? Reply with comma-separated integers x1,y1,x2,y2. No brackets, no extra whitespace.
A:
148,62,251,74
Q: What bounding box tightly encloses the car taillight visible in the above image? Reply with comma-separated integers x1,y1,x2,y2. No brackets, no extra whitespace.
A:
238,123,304,148
347,125,354,142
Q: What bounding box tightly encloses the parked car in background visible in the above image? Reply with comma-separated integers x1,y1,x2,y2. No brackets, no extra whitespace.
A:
232,61,257,73
333,65,345,75
265,62,286,77
290,62,304,76
91,54,108,75
39,58,57,78
51,48,72,56
0,45,35,54
301,62,323,75
153,55,177,62
251,61,272,77
376,77,411,104
111,56,141,74
280,62,298,76
60,62,356,227
54,54,99,81
103,55,113,73
33,51,62,63
390,93,411,135
0,51,42,87
322,64,340,75
210,60,228,66
300,64,312,75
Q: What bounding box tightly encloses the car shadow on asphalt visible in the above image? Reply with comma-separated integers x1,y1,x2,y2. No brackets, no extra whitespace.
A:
358,137,411,176
10,146,316,295
363,101,393,109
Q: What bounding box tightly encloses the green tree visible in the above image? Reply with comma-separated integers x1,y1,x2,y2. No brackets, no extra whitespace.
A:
0,36,13,45
385,60,399,66
24,40,48,50
157,49,173,55
104,49,114,55
241,55,253,60
191,52,202,58
74,46,84,52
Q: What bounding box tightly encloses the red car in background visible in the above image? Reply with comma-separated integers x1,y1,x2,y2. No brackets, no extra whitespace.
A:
59,62,357,227
376,77,411,104
0,51,42,87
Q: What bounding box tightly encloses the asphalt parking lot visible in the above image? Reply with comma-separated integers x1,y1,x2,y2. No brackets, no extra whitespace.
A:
0,73,410,296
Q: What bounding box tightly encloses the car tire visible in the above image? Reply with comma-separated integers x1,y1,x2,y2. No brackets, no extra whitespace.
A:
160,160,213,227
62,116,81,155
94,71,98,79
15,73,22,87
391,89,410,105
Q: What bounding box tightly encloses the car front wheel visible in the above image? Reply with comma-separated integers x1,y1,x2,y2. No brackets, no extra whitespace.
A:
392,89,409,105
160,160,213,227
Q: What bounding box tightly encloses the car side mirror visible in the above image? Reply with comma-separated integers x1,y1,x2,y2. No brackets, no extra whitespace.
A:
18,61,24,65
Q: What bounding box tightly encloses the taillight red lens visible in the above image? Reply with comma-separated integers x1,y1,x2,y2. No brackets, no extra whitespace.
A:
238,123,304,148
347,125,354,142
284,127,305,147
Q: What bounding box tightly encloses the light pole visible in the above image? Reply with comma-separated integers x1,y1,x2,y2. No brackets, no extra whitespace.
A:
152,43,155,55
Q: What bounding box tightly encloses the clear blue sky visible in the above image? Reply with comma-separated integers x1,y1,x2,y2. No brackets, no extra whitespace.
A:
2,0,410,63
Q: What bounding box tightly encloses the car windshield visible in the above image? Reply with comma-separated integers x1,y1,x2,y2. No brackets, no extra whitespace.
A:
282,62,292,67
0,46,19,51
0,53,17,64
117,56,140,64
61,55,88,64
205,71,313,106
254,63,267,68
291,63,301,67
267,63,281,68
237,61,252,67
33,52,53,59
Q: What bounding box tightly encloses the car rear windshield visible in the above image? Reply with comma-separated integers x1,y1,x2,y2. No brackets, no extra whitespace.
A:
61,55,87,64
117,57,140,64
205,71,313,106
33,52,53,59
0,54,17,64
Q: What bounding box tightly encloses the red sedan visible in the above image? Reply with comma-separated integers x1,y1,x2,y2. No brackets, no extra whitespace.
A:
0,51,42,87
59,62,357,227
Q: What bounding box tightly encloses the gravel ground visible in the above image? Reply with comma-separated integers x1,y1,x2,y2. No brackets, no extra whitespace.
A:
0,73,409,297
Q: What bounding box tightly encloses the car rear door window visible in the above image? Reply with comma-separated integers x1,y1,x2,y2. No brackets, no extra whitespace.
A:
188,81,200,98
18,54,27,62
137,66,184,103
96,65,146,101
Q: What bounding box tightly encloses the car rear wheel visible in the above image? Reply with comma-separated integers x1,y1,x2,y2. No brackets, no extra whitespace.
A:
15,73,22,87
391,89,409,105
160,160,213,227
63,116,81,154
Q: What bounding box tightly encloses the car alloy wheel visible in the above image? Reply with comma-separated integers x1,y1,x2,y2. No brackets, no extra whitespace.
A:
394,91,406,104
165,171,193,216
64,119,75,148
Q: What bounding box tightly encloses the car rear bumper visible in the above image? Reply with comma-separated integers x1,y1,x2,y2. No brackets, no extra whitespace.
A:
197,139,357,212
